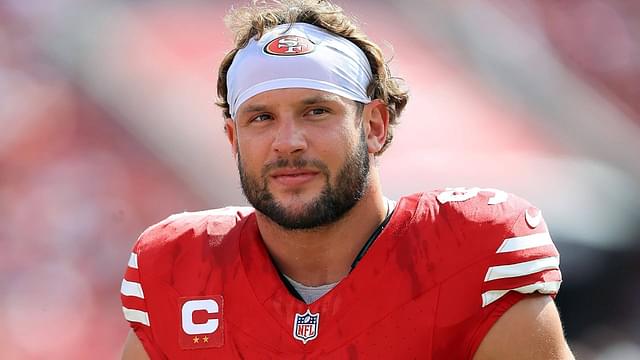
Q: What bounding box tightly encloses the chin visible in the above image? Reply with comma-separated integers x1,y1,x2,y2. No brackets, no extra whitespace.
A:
273,189,320,206
276,200,314,216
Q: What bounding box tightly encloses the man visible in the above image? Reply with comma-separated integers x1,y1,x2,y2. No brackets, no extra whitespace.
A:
121,0,574,358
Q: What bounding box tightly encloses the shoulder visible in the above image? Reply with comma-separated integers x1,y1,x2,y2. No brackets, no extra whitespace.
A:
406,188,563,358
433,187,535,234
406,187,549,259
130,207,254,281
134,207,254,255
120,207,253,357
400,187,560,302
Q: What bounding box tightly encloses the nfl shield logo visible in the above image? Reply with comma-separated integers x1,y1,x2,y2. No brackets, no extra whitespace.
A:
293,309,320,344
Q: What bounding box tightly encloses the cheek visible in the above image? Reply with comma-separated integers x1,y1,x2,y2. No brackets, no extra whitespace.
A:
316,127,358,171
237,139,268,175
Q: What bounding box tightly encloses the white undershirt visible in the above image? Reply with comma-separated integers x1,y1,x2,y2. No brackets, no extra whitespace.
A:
282,274,340,304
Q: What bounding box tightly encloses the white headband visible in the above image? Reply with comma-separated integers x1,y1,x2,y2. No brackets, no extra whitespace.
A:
226,23,373,119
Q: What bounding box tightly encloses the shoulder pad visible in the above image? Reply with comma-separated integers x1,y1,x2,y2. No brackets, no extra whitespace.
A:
120,206,253,335
136,207,254,252
431,187,561,306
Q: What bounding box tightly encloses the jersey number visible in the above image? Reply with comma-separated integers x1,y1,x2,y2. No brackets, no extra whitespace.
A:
436,187,508,205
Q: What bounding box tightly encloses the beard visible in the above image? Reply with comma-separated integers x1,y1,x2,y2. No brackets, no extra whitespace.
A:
237,129,370,230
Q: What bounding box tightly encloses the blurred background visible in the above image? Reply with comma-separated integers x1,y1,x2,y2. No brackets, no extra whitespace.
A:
1,0,639,358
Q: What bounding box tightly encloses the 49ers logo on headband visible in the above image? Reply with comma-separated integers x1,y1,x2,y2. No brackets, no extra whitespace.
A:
264,35,315,56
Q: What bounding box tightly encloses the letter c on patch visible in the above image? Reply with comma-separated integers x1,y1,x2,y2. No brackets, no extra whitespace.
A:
181,299,219,335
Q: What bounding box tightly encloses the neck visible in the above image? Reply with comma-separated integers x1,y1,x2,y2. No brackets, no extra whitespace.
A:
255,176,387,287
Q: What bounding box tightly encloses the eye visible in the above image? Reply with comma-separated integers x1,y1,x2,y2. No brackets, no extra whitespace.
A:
250,113,273,123
305,108,329,117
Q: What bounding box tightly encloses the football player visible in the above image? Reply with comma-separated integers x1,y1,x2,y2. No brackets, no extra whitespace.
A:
121,0,574,358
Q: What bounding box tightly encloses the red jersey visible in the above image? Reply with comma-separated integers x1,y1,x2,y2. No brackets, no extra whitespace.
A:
121,188,561,359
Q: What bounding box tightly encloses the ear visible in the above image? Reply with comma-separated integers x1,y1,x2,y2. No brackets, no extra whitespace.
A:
224,118,239,157
362,99,389,154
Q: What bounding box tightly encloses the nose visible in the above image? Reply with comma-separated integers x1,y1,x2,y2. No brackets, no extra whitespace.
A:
272,117,307,155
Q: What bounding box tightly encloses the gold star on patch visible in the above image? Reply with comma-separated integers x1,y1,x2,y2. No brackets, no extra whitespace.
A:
193,336,200,344
203,336,209,343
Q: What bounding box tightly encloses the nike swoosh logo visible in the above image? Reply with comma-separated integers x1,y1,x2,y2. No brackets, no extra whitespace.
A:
525,208,543,228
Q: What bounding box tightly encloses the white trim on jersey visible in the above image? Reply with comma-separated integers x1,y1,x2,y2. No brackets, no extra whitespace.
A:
484,256,559,282
496,232,554,253
121,279,145,299
122,306,150,326
481,280,562,307
128,253,139,269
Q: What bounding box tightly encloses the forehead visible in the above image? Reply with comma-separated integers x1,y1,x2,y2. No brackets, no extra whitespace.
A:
237,88,352,115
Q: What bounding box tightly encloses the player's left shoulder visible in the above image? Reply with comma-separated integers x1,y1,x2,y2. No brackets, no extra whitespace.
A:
433,187,550,251
422,189,565,358
435,187,543,229
434,187,560,303
413,187,560,291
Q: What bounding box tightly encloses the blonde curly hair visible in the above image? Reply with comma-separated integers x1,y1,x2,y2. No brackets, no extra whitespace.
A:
216,0,409,155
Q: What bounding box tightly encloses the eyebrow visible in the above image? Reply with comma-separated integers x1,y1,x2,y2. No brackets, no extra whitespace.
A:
238,94,342,116
300,94,342,105
239,104,268,115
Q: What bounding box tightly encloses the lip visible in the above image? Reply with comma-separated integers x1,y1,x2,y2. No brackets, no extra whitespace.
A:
270,168,320,187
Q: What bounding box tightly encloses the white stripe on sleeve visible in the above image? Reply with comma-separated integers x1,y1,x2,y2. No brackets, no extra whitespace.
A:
128,253,139,269
496,232,554,253
484,256,559,282
121,279,145,299
122,306,150,326
481,280,562,307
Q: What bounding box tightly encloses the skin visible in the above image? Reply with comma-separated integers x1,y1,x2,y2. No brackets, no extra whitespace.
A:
121,88,573,359
122,330,148,360
473,295,575,360
228,88,389,286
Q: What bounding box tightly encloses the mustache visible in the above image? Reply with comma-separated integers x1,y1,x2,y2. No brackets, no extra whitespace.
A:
261,158,330,177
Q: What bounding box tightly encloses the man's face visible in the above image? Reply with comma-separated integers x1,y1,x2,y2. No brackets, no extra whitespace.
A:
228,88,370,230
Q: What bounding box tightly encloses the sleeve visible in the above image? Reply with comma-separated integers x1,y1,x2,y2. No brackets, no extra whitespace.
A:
479,205,561,307
465,202,561,357
120,237,166,360
431,189,562,359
